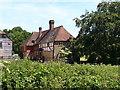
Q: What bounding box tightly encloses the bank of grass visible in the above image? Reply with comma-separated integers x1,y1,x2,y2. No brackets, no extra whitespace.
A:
1,59,119,89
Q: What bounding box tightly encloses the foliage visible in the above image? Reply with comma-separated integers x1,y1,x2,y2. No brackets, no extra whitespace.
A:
3,26,31,58
72,1,120,64
1,60,119,89
58,48,72,61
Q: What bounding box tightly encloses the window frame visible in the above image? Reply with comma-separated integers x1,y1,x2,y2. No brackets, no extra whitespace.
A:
0,42,2,48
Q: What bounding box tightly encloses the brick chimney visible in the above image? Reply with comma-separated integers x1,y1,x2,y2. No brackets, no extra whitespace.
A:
39,27,42,35
49,20,54,30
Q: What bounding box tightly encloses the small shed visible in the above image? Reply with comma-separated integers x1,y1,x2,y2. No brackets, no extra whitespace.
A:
0,30,12,59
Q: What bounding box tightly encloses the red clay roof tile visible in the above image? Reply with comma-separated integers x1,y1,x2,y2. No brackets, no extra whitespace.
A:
55,26,74,41
0,30,6,34
21,25,74,46
20,32,39,46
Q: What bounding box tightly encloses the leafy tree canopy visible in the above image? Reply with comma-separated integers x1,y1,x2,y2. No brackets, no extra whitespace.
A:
3,26,31,58
72,1,120,64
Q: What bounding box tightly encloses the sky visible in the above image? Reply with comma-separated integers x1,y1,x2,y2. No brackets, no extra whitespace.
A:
0,0,104,37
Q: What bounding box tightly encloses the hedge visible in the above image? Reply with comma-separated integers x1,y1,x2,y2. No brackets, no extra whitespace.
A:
1,59,119,89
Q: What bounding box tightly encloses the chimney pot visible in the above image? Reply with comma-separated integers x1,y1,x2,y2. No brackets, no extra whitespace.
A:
49,20,54,30
39,27,42,35
39,27,42,31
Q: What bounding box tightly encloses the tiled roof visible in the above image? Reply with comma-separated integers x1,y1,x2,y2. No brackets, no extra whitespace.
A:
20,32,39,46
39,26,60,43
39,26,74,43
20,25,74,46
0,30,6,34
36,30,49,44
55,26,74,41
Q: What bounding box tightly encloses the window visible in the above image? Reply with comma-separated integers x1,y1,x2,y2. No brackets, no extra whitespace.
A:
54,42,59,45
49,43,53,47
43,43,47,47
39,44,41,48
0,34,7,38
0,42,2,48
2,34,7,38
45,43,47,47
41,44,43,48
8,42,11,45
47,43,49,47
59,42,63,45
0,35,2,38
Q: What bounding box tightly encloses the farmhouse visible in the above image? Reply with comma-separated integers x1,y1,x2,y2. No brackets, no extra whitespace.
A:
20,20,74,61
0,30,12,59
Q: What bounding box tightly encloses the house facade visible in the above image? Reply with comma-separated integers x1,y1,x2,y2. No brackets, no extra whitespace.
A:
20,20,74,60
0,30,12,59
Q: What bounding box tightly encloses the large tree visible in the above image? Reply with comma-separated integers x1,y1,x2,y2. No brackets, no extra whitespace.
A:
72,1,120,64
3,26,31,58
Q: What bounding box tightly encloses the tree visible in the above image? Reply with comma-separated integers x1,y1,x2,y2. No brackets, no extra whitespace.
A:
3,26,31,58
72,1,120,64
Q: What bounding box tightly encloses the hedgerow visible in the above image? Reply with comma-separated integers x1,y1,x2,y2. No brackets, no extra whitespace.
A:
1,59,119,89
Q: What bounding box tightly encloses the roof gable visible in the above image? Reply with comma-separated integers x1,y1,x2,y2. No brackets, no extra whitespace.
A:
39,26,60,43
0,30,12,41
55,26,74,41
36,30,49,44
37,26,74,43
20,25,74,46
20,32,39,46
0,30,6,34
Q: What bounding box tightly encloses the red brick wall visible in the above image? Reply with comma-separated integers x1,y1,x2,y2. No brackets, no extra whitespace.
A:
20,46,33,52
26,46,33,51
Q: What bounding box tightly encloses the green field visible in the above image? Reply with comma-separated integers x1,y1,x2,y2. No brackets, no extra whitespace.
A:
1,59,119,89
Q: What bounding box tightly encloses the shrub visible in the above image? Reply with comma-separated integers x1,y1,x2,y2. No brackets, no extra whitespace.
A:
1,59,119,89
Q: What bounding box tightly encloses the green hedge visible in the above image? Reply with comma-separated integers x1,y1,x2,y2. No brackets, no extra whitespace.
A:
1,60,119,89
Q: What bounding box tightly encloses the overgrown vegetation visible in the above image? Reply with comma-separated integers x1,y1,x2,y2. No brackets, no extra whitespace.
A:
1,60,119,89
71,1,120,64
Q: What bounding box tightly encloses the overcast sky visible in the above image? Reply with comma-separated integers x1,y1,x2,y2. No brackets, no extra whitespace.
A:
0,0,104,37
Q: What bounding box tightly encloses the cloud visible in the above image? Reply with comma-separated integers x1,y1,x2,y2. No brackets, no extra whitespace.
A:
0,0,102,3
0,2,80,23
0,3,80,36
0,1,101,37
1,24,19,30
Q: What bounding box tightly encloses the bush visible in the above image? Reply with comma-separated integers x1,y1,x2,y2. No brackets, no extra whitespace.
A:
1,59,119,89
